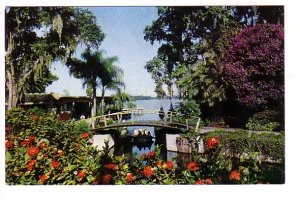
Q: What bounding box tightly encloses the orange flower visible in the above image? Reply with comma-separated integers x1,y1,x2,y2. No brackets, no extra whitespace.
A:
39,142,48,150
143,166,153,177
5,140,14,150
39,174,48,183
81,132,89,139
102,174,112,184
187,162,199,171
21,139,30,147
104,163,117,170
51,160,61,169
229,170,241,181
27,160,37,171
77,170,87,179
56,150,64,157
126,173,134,183
164,161,174,170
155,161,163,168
207,137,220,149
27,147,39,157
194,180,205,185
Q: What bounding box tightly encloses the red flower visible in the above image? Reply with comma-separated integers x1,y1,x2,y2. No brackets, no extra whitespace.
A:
81,132,89,139
21,139,30,147
229,170,241,181
5,127,10,132
143,150,156,159
27,147,39,157
126,173,134,183
194,180,205,185
104,163,117,170
51,160,61,169
56,150,64,157
39,174,48,183
207,137,220,149
187,162,199,171
27,160,37,171
102,174,112,184
164,161,174,170
77,170,87,179
205,178,213,184
143,166,153,177
39,142,48,150
5,140,14,150
29,135,36,143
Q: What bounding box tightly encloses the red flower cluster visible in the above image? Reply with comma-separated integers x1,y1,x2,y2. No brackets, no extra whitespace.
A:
27,160,37,171
104,163,117,170
21,139,30,147
5,140,14,150
163,161,174,170
27,147,39,157
39,174,48,183
51,160,61,169
81,132,89,139
29,135,36,143
229,170,240,181
77,170,87,179
195,178,213,185
126,173,134,183
187,162,199,171
143,150,156,159
143,166,153,177
102,174,112,184
206,137,220,149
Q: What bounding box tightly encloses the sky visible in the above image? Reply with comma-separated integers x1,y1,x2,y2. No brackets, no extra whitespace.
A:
46,7,162,97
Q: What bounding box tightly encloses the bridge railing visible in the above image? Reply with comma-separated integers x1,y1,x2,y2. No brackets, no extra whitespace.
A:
81,108,202,132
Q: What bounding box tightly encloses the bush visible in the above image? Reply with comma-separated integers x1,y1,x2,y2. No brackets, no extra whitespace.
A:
203,130,284,162
246,110,282,131
5,107,100,185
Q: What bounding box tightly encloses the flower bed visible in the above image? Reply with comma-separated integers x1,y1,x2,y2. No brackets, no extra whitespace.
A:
5,107,284,185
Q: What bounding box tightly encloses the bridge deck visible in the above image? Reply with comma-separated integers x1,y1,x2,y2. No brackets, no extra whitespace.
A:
92,120,193,132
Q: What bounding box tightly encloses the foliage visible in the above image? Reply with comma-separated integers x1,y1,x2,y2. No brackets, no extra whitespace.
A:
176,99,201,118
5,107,101,185
5,7,104,109
223,24,284,108
73,121,91,135
5,109,284,184
245,110,282,131
203,130,284,162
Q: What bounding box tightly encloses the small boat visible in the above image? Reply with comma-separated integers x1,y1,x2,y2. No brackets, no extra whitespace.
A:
131,129,153,143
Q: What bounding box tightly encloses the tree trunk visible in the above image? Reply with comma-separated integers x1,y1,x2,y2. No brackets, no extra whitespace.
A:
101,89,105,114
92,84,97,117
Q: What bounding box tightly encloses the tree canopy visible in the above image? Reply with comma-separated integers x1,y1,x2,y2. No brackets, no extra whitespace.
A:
5,7,105,109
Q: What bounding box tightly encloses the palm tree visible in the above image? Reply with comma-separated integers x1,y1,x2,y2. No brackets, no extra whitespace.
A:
98,56,124,114
66,48,104,117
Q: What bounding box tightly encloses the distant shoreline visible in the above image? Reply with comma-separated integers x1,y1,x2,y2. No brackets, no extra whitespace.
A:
132,96,180,100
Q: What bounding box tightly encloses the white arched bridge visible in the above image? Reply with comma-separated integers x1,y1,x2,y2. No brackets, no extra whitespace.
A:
81,108,202,133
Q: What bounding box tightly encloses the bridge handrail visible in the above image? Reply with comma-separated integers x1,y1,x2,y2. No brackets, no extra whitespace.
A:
82,108,202,132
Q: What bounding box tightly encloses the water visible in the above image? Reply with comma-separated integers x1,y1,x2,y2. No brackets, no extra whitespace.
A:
118,98,181,158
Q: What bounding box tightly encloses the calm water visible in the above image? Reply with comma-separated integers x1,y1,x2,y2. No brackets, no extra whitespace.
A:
118,98,181,158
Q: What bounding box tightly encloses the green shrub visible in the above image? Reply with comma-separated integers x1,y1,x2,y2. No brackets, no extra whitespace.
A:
245,110,282,131
204,130,284,162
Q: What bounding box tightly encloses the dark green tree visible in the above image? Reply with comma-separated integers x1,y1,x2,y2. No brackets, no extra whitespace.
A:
5,7,104,109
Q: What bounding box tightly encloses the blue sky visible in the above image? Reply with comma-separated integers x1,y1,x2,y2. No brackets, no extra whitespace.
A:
46,7,162,97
